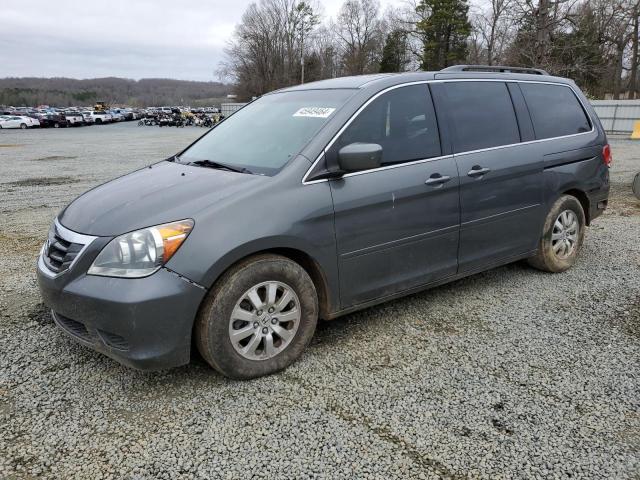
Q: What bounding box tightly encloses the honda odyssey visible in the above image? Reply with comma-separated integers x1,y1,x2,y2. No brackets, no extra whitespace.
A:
37,66,611,379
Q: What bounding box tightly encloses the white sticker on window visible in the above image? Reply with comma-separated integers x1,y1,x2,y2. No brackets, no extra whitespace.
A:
293,107,336,118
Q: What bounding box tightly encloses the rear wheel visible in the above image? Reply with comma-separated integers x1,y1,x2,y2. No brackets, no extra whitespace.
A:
53,122,59,128
528,195,585,273
195,254,318,379
20,123,27,129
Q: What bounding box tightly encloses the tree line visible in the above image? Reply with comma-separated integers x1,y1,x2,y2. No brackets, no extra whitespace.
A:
0,77,231,107
221,0,640,100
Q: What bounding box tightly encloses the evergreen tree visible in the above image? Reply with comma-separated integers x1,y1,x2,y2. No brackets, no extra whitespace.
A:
416,0,471,71
380,30,409,73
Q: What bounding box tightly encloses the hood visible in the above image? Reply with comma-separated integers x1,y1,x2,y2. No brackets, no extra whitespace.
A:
59,161,264,236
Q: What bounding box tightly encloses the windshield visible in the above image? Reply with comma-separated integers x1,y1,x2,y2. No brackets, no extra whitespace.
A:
178,89,354,175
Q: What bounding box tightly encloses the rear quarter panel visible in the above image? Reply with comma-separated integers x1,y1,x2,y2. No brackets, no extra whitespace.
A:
538,83,609,220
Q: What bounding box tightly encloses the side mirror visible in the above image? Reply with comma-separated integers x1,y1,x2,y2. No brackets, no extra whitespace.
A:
337,143,382,172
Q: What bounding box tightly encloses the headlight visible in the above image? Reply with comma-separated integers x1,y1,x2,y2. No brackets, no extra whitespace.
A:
88,219,194,278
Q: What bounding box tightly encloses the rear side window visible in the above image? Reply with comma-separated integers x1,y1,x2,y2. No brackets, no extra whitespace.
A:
444,82,520,152
330,84,441,167
520,83,591,139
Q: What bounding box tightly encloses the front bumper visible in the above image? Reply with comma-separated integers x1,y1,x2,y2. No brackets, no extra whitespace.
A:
37,261,206,371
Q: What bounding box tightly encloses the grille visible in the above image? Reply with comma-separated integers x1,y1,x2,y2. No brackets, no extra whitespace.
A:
98,330,130,350
54,312,92,342
42,228,85,274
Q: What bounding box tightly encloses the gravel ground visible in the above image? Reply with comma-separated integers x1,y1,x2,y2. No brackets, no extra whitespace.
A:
0,123,639,479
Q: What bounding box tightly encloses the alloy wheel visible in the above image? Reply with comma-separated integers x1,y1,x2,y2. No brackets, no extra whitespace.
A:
551,210,579,259
228,281,301,360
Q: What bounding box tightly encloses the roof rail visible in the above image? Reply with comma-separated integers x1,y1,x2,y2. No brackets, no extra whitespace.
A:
440,65,549,76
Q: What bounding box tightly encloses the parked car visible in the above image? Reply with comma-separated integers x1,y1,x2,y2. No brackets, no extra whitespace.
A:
85,111,111,124
110,108,135,121
107,111,124,122
0,115,40,129
80,111,95,125
64,112,85,126
37,66,610,379
38,114,69,128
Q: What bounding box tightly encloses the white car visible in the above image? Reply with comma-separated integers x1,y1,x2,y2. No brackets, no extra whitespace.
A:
80,112,95,124
85,111,112,124
64,113,85,126
0,115,40,129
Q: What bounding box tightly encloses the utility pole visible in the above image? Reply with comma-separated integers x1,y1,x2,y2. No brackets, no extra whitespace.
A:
630,2,639,99
535,0,551,65
300,13,305,84
295,1,317,85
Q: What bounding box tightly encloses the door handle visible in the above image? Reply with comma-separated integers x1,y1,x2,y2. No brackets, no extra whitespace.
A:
425,174,451,186
468,166,491,177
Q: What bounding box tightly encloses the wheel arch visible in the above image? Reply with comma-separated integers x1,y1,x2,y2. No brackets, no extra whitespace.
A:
198,247,334,321
562,188,590,225
266,247,332,320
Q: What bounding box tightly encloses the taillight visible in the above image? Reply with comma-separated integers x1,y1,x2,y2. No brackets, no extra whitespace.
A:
602,144,612,167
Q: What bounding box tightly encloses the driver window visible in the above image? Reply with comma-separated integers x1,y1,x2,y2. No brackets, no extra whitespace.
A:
330,84,441,169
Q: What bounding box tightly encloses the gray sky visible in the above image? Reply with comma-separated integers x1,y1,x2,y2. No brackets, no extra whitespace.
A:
0,0,404,81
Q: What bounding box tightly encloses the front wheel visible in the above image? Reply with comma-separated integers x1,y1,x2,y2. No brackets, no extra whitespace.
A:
195,254,318,379
20,123,27,129
528,195,586,273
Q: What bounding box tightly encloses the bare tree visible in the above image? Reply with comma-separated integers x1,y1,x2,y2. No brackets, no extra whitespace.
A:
220,0,322,98
595,0,635,98
309,23,341,79
335,0,385,74
219,0,640,100
472,0,515,65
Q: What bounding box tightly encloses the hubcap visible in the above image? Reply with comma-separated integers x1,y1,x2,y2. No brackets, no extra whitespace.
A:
551,210,579,259
228,281,301,360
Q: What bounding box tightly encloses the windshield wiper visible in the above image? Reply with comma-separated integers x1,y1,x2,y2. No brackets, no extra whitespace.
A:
187,159,253,174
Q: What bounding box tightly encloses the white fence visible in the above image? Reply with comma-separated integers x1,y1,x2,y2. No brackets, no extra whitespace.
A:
591,100,640,134
220,99,640,134
220,103,247,117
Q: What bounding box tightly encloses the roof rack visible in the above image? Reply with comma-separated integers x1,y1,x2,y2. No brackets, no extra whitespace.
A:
440,65,549,76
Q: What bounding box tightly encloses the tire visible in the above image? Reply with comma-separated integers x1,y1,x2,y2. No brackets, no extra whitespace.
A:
527,195,586,273
53,123,59,128
195,254,318,379
95,119,102,124
633,172,640,200
20,123,27,129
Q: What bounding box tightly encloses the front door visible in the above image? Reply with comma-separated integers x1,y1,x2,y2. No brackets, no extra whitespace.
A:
327,84,460,307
